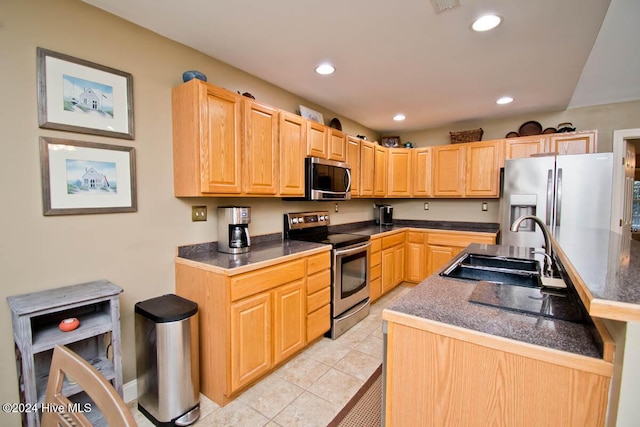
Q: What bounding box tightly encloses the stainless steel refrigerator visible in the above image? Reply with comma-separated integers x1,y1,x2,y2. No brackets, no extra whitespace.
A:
499,152,614,249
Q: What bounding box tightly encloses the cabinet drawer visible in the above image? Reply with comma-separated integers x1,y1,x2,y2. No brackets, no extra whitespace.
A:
407,231,425,243
382,233,404,249
307,269,330,295
307,304,330,342
370,264,381,280
307,287,331,313
231,259,305,301
371,238,381,253
308,251,331,275
370,277,382,302
371,250,381,267
426,232,494,248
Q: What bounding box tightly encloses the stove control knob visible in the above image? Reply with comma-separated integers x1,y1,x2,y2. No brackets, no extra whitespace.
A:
291,217,299,224
298,217,305,223
322,215,329,221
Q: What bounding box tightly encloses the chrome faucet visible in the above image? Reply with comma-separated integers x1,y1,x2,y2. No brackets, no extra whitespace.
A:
510,215,554,277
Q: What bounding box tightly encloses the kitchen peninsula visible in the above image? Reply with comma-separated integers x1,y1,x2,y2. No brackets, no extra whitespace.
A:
382,225,640,426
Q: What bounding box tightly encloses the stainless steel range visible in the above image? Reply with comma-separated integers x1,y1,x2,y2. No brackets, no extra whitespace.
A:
284,211,370,339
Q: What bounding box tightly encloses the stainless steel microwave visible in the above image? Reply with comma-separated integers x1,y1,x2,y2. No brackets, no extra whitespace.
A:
304,157,352,201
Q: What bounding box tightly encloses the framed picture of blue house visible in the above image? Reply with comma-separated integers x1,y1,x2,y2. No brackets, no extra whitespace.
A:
37,48,134,140
39,137,137,215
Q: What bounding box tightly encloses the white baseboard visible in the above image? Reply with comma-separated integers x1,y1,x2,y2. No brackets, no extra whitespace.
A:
123,379,138,403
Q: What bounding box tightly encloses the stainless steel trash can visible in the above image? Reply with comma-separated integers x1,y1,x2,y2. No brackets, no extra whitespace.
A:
135,294,200,426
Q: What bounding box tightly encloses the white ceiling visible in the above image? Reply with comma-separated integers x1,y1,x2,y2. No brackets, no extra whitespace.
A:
82,0,639,134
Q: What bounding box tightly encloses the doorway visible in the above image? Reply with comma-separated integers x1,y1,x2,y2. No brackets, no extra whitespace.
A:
611,129,640,239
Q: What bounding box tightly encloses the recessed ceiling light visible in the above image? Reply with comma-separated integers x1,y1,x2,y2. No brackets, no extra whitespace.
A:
471,14,502,32
315,64,335,75
496,96,514,105
393,114,406,121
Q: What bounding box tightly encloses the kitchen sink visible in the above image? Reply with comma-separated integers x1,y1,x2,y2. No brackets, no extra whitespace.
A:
440,253,542,288
462,254,538,272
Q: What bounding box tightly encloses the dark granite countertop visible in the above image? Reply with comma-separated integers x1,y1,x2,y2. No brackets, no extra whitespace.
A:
177,220,498,273
385,243,603,358
176,238,329,273
553,227,640,320
330,220,499,236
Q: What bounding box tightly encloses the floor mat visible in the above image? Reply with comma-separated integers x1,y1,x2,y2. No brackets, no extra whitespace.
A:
327,365,382,427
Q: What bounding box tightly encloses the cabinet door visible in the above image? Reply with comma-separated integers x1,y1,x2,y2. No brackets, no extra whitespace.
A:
388,148,412,196
307,120,328,158
433,145,465,197
405,231,427,283
381,247,395,294
548,131,596,155
201,85,243,193
374,145,388,197
427,245,456,276
466,140,501,197
230,292,272,392
360,141,375,196
412,147,432,197
393,244,405,286
244,100,278,194
279,111,306,196
505,136,547,160
346,136,361,196
273,280,305,364
328,128,347,162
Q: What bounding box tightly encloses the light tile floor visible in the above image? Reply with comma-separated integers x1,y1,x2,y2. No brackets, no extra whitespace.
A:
128,285,412,427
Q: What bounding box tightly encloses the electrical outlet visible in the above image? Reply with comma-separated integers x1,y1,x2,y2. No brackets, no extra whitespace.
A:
335,203,339,212
481,202,488,212
192,206,207,221
424,203,429,210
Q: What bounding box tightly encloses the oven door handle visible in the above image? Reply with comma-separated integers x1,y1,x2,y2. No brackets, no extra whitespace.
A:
334,242,371,257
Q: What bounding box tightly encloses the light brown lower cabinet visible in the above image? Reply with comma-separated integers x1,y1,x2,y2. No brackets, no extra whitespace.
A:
381,232,405,294
175,249,331,406
384,319,612,427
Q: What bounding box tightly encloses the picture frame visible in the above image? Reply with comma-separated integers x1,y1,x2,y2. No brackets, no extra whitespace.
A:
37,47,134,140
299,105,324,124
381,136,401,148
39,137,137,216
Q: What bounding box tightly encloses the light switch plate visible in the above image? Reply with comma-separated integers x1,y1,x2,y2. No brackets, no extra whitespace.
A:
192,206,207,221
424,203,429,210
481,202,488,211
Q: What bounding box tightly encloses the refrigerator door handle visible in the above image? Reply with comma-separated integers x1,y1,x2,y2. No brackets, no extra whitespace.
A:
556,168,563,227
546,169,554,226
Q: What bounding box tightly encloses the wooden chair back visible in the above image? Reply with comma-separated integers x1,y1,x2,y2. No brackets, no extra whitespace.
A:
41,345,136,427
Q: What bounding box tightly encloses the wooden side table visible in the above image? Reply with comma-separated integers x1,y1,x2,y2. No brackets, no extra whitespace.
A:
7,280,123,427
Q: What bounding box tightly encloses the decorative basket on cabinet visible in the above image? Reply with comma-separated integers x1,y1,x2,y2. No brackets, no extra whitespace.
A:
449,128,483,144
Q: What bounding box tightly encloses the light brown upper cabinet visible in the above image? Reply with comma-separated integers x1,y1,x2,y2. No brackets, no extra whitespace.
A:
306,120,328,159
547,130,596,155
173,79,243,196
328,128,347,162
374,145,388,197
243,100,279,195
279,111,306,196
505,135,547,160
412,147,432,197
346,136,361,196
432,144,465,197
465,140,502,197
387,148,412,197
360,140,376,197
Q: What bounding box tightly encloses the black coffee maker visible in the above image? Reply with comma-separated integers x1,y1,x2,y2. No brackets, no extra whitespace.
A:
217,206,251,254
